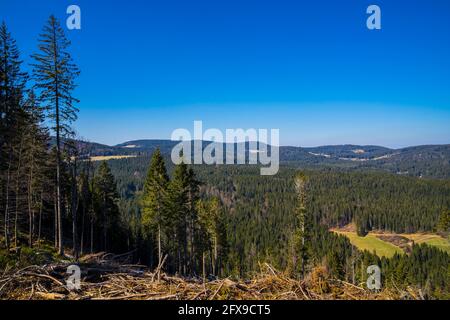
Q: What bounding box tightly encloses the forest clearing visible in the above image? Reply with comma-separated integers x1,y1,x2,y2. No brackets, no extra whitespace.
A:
331,227,450,257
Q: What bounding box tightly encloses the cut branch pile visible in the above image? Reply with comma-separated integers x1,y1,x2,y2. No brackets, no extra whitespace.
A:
0,255,422,300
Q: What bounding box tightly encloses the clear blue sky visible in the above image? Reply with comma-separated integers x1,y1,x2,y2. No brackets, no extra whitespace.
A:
1,0,450,147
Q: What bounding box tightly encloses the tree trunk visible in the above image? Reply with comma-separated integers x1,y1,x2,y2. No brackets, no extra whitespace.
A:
183,216,188,276
56,149,62,256
90,215,94,254
38,191,43,247
28,153,34,247
71,158,78,260
190,219,194,275
54,190,58,248
103,211,107,252
157,223,161,281
213,236,217,276
52,21,63,256
14,138,23,248
202,251,206,283
3,159,11,249
80,206,85,256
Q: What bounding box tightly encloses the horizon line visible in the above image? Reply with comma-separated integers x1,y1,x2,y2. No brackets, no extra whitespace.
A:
63,136,450,150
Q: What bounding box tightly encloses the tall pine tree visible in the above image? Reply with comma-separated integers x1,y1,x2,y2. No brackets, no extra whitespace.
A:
92,161,119,252
293,172,309,278
141,148,169,271
31,15,79,254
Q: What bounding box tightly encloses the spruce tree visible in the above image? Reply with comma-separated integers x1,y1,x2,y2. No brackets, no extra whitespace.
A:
31,15,79,255
436,209,449,235
141,148,169,271
294,172,309,277
197,197,225,277
92,161,119,252
186,168,200,273
167,159,190,275
78,168,92,255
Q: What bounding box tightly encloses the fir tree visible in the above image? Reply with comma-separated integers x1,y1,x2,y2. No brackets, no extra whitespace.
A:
31,15,79,254
141,148,169,271
436,209,449,235
196,197,227,277
166,158,189,275
92,161,119,252
293,172,309,277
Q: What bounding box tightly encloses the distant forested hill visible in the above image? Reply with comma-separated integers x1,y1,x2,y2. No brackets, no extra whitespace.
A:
63,138,450,179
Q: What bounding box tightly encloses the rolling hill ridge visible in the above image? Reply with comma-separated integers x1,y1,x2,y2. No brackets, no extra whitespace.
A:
55,138,450,179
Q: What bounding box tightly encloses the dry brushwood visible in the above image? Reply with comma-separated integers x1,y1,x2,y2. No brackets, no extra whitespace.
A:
0,254,421,300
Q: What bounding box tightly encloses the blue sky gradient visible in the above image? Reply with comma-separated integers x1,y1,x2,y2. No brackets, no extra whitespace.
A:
1,0,450,147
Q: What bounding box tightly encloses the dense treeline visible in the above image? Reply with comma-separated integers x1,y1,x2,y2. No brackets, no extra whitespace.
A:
161,165,448,273
1,20,53,250
138,150,228,278
105,159,449,295
0,18,125,258
108,157,449,236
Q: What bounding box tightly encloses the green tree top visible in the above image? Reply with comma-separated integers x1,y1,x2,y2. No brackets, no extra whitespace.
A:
142,148,169,233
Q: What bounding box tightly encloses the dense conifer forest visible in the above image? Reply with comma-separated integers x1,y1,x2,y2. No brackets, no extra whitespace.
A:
0,17,449,300
106,159,450,297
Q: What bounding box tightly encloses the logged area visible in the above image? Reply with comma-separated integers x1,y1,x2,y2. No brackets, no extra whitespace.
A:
0,250,426,300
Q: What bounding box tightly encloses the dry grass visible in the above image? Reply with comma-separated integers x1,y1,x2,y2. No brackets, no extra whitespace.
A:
0,253,422,300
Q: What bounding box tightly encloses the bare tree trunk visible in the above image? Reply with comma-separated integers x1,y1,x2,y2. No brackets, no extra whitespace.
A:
351,246,356,284
3,156,12,249
54,190,58,248
103,211,107,252
158,223,162,265
14,181,18,248
157,223,161,281
28,154,34,247
213,236,217,276
52,23,64,256
202,251,206,283
28,198,33,247
190,219,194,275
178,248,182,275
71,158,78,260
80,206,85,256
183,217,188,276
14,138,23,248
38,190,43,247
90,215,94,254
56,129,63,255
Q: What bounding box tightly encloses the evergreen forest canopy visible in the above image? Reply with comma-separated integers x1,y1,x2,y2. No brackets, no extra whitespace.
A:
0,17,449,299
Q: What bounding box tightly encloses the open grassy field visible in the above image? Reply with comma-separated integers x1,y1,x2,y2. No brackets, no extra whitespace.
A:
332,227,450,257
90,155,137,161
402,233,450,254
333,231,403,258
